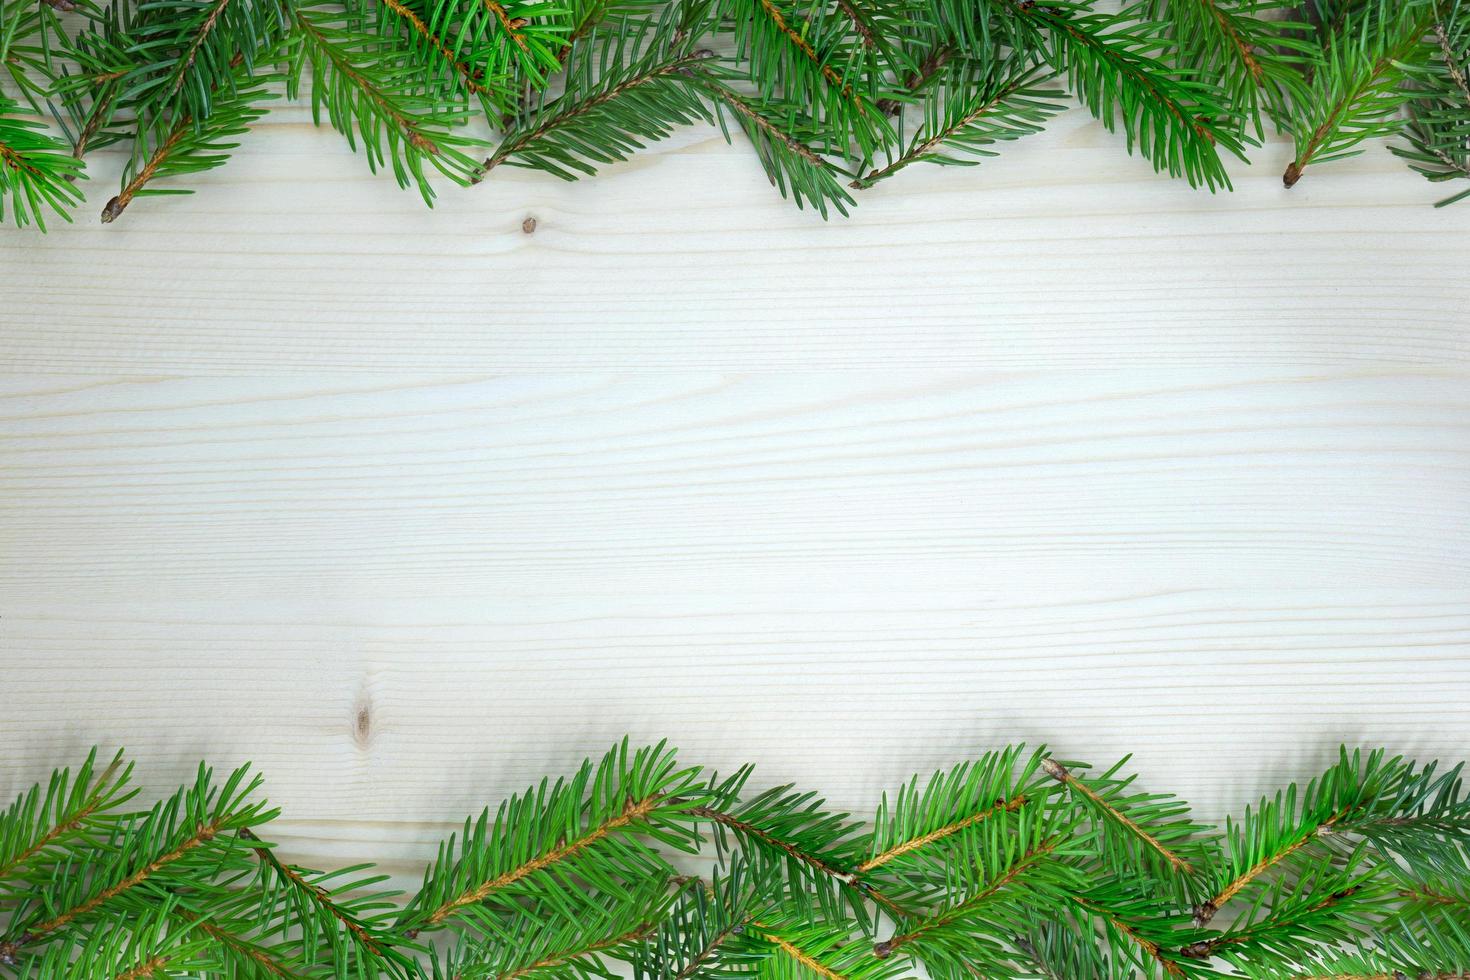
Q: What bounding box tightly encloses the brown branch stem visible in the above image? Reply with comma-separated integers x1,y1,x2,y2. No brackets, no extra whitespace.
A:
381,0,494,97
874,837,1061,958
1073,896,1185,978
1286,9,1435,186
101,119,190,223
1182,888,1362,960
853,78,1031,188
238,827,390,956
480,52,711,176
858,795,1028,871
12,817,229,945
876,43,953,115
705,87,826,165
293,13,440,154
504,923,658,980
0,757,123,881
690,806,910,917
1041,759,1195,875
753,925,848,980
421,794,666,929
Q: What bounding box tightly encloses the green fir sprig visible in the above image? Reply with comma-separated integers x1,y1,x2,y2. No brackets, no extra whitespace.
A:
3,740,1470,978
0,0,1466,228
1392,0,1470,204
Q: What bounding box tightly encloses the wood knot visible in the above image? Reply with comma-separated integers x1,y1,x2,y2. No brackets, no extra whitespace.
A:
522,215,537,234
352,693,374,748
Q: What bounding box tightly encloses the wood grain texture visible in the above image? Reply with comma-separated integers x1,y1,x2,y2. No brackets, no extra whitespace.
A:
1,105,1468,880
1,109,1468,371
2,371,1468,882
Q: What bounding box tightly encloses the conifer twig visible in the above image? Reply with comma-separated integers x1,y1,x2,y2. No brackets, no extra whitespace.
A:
3,742,1470,978
1041,758,1196,875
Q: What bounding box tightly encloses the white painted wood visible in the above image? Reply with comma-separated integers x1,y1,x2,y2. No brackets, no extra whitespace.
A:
2,370,1467,879
0,108,1467,879
0,111,1467,372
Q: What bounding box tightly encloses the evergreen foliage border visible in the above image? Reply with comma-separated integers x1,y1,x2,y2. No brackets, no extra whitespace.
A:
3,741,1470,978
0,0,1468,228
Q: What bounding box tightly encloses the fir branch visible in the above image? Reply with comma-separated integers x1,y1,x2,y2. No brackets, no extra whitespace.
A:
0,749,132,884
636,862,773,980
4,787,264,946
422,794,668,928
419,0,570,89
400,740,708,938
824,0,922,78
859,796,1029,874
718,0,891,154
875,40,953,115
190,919,311,980
48,0,142,163
693,805,861,886
870,809,1080,975
1285,0,1438,185
506,923,658,979
1436,12,1470,99
695,71,856,217
101,56,280,223
1191,0,1270,83
440,879,669,980
1375,907,1470,979
1018,0,1247,190
1,0,64,110
557,0,659,57
238,826,416,976
871,839,1060,957
748,0,851,96
1182,853,1392,969
69,89,120,161
1198,749,1470,927
1,764,272,953
1014,926,1116,980
693,769,901,928
854,744,1058,920
1148,0,1311,134
1198,830,1312,923
736,909,906,980
1041,757,1206,884
1392,0,1470,204
851,56,1064,188
4,743,1470,978
130,0,287,121
376,0,502,100
0,93,85,228
11,900,215,980
858,799,1029,875
479,9,716,180
172,890,323,980
288,1,487,202
1070,891,1196,980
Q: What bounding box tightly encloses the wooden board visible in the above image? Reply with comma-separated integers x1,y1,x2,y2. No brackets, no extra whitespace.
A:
1,106,1468,881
